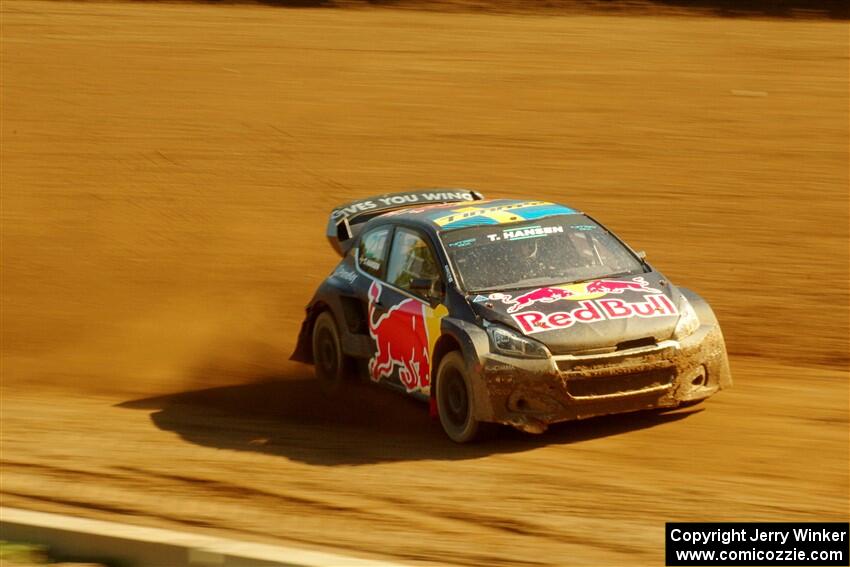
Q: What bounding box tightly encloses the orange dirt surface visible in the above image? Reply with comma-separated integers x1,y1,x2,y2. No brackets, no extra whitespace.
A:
1,2,848,565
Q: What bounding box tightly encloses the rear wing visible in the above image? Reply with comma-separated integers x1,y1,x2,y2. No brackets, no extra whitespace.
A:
326,188,484,256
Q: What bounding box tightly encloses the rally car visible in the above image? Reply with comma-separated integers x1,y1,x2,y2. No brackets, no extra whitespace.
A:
292,190,731,442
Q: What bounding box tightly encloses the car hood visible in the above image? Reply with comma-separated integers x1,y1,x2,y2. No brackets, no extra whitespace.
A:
469,272,682,355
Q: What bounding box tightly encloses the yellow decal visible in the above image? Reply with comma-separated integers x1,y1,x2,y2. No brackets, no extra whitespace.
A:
554,282,608,301
422,302,449,396
433,201,552,227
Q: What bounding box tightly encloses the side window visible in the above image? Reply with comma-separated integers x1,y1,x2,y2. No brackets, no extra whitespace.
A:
386,228,441,296
358,227,390,277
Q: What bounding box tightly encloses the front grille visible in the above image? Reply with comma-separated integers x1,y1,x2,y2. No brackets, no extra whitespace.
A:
616,337,657,351
548,337,657,357
548,344,617,356
554,339,679,375
566,368,675,398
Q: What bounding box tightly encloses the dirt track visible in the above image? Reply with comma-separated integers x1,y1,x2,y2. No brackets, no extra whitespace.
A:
1,2,848,565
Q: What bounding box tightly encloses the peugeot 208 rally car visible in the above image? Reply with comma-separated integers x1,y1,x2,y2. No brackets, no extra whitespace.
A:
292,190,731,443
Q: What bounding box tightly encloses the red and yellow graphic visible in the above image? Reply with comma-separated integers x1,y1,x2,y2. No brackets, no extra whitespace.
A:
367,281,448,394
489,276,662,313
487,277,675,335
512,295,678,335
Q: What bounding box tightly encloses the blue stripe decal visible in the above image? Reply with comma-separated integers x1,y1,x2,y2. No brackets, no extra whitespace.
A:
513,204,576,219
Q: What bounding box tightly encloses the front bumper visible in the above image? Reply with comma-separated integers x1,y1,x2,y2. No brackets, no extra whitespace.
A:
473,324,732,431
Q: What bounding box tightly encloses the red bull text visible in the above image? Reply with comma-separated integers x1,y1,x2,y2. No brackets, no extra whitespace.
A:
490,276,662,313
512,295,678,335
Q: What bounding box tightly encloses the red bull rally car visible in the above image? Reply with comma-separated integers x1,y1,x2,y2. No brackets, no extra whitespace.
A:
292,190,732,443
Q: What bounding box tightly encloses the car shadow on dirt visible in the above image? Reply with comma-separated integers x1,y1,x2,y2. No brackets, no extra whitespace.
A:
119,375,702,466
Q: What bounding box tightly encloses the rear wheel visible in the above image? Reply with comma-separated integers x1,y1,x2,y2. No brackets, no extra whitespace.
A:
436,351,490,443
312,311,346,395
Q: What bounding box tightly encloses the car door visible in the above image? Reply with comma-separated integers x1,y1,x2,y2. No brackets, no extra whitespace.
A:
360,226,447,395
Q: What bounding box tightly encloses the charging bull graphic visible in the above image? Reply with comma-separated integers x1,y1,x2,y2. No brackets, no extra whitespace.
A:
490,277,662,313
586,276,660,295
367,281,446,393
490,287,574,313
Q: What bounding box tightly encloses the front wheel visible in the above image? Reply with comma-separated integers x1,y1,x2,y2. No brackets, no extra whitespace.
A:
312,311,346,395
435,351,491,443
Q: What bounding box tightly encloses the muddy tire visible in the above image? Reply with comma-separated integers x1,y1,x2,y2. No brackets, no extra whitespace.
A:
312,311,346,395
436,351,491,443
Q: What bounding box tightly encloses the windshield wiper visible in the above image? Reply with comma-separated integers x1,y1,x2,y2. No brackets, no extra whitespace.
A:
471,277,579,294
468,284,520,295
468,270,649,295
594,270,636,280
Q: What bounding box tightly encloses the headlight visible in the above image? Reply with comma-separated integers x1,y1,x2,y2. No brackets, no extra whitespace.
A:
486,324,550,359
674,296,700,339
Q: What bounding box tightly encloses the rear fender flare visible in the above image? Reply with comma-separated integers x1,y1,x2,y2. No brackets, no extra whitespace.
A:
290,283,357,363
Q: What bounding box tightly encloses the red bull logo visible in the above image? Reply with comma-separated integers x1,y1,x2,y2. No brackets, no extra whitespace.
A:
367,281,432,392
585,276,660,295
513,295,678,335
490,287,574,313
489,276,662,313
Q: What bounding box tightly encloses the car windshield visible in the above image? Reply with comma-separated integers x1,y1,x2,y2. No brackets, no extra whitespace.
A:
440,215,646,293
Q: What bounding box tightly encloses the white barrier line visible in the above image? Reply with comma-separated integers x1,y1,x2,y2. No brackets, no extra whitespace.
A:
0,507,410,567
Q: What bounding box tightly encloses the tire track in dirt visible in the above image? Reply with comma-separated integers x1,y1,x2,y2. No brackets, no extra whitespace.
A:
1,458,641,558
